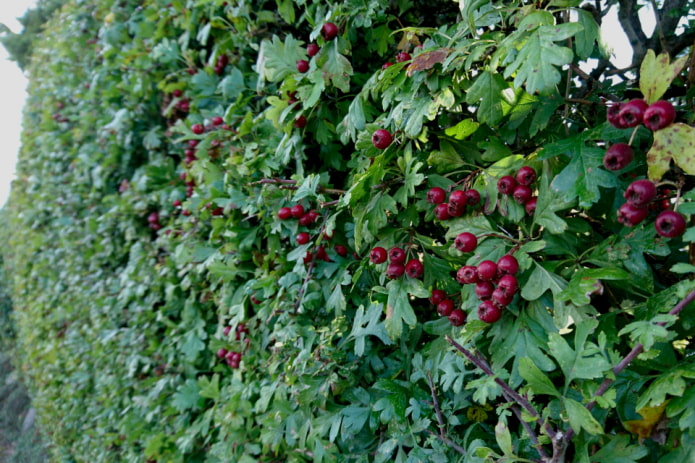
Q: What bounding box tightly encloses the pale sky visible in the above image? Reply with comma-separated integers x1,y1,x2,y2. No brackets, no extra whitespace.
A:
0,0,37,208
0,2,654,208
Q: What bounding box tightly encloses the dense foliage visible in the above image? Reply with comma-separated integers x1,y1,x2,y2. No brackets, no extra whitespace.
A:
3,0,695,461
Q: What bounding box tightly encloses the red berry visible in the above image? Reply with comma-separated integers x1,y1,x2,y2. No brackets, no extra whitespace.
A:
437,299,454,317
643,100,676,131
624,179,656,207
447,202,466,217
617,202,649,227
478,300,502,323
492,287,514,306
603,143,634,171
172,89,183,98
433,203,451,220
173,199,182,208
475,281,494,300
429,289,446,305
512,184,533,205
477,260,498,281
334,244,348,257
296,232,311,245
497,175,517,195
456,265,478,285
496,255,519,276
396,52,411,62
211,116,224,126
448,309,466,327
296,59,309,73
316,245,331,262
389,247,407,264
655,210,687,238
405,258,424,278
426,187,446,204
386,263,405,279
448,190,467,207
298,210,319,226
607,102,627,129
307,43,320,57
290,204,305,218
278,207,292,220
321,22,339,41
525,197,537,215
464,189,481,206
618,99,648,128
147,211,160,223
191,123,205,134
454,232,478,253
370,246,388,264
294,115,307,128
382,62,394,70
516,166,537,186
497,274,519,297
217,348,228,359
372,129,393,149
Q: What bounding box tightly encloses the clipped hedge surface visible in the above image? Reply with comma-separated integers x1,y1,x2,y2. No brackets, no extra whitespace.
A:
3,0,695,462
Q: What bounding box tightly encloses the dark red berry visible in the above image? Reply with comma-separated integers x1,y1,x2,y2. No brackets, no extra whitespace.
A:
426,187,447,204
172,89,183,98
278,207,292,220
643,100,676,131
307,43,320,57
655,210,687,238
396,52,411,62
456,265,478,284
370,246,388,264
296,232,311,245
512,185,533,205
316,245,331,262
525,197,537,215
217,348,228,359
372,129,393,149
386,263,405,279
607,102,627,129
290,204,305,218
464,189,481,206
624,179,656,207
294,115,307,129
603,143,634,171
447,202,466,217
321,22,339,41
497,274,519,297
434,203,451,220
496,255,519,276
296,59,309,73
389,247,407,264
334,244,348,257
448,189,467,207
617,202,649,227
211,116,224,126
516,166,537,186
475,281,494,300
618,99,648,128
478,300,502,323
454,232,478,253
437,299,455,317
191,123,205,134
430,289,447,305
173,199,182,208
497,175,517,195
492,287,514,306
448,309,466,327
477,260,498,281
382,62,394,70
405,259,424,278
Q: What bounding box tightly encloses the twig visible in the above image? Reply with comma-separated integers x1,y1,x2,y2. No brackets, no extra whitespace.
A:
427,372,447,438
249,177,346,195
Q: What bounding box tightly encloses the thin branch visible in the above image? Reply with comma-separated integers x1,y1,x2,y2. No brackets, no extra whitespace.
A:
424,429,467,455
427,372,447,438
617,0,649,68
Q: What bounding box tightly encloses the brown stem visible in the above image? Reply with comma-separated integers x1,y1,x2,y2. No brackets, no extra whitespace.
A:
425,372,466,455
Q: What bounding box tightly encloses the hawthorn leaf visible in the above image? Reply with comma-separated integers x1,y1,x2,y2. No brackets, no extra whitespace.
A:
319,40,353,92
559,267,630,306
172,379,202,412
551,143,616,208
640,50,689,104
256,35,305,85
521,261,568,301
198,374,220,401
465,70,507,125
574,9,600,59
385,278,418,339
564,397,604,435
518,357,560,397
647,123,695,181
588,435,649,463
495,421,513,456
547,319,610,383
348,303,393,356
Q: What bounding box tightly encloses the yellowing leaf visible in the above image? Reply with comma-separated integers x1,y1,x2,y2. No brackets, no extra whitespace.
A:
639,50,688,104
623,401,668,442
647,123,695,181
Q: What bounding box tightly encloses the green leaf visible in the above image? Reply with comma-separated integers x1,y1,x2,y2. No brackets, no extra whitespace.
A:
256,35,305,84
521,261,568,301
564,397,604,435
465,70,507,125
384,278,418,339
559,267,630,306
518,357,560,397
348,303,393,356
574,9,600,59
588,435,649,463
618,315,677,353
639,50,689,104
317,40,353,92
547,319,610,383
172,379,202,412
647,123,695,181
533,161,572,233
198,374,220,401
551,143,617,208
494,421,513,456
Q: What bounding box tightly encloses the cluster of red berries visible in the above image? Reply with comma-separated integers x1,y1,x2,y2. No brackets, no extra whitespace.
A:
617,179,686,237
425,185,481,221
277,203,321,226
147,211,162,230
296,22,338,74
213,53,228,76
458,254,520,323
429,289,466,326
607,98,676,132
369,246,424,279
171,88,190,114
497,166,538,215
216,323,249,369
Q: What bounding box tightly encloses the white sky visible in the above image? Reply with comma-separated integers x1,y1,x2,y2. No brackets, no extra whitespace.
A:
0,2,658,208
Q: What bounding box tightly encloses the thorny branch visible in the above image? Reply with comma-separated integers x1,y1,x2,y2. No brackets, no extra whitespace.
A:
425,372,466,455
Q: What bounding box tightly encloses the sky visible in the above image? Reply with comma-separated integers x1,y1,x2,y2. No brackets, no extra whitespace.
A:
0,2,653,208
0,0,37,208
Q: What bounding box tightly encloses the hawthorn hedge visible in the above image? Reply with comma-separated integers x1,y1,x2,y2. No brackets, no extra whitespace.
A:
3,0,695,461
